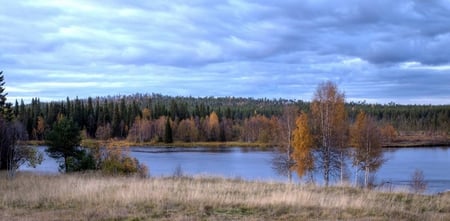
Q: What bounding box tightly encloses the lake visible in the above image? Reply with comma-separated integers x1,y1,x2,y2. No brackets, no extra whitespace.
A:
21,146,450,193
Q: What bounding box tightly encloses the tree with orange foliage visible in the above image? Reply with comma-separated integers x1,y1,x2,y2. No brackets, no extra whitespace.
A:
141,108,151,120
206,111,220,141
176,117,199,142
242,115,278,143
34,115,46,140
291,112,314,180
310,81,348,186
127,115,154,143
380,124,397,145
350,111,384,187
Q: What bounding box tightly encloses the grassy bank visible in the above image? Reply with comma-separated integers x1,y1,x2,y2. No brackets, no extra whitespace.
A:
1,173,449,220
27,132,449,149
79,139,272,149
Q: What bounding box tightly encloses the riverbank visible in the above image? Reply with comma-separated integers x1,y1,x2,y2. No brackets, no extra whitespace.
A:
24,139,272,149
384,132,450,148
0,172,449,221
26,132,449,148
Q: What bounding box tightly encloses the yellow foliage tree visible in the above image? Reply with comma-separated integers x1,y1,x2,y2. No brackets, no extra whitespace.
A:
380,124,397,144
176,117,199,142
291,113,314,179
36,115,46,140
142,108,151,120
207,111,220,141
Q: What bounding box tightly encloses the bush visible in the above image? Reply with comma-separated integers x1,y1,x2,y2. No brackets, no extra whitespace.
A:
97,141,149,177
101,156,148,177
410,169,427,194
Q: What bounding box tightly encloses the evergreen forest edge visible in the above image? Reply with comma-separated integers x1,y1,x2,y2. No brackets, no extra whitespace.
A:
13,90,450,146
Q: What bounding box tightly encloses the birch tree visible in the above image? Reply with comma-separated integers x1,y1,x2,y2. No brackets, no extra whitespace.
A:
310,81,347,186
350,111,385,187
272,105,298,182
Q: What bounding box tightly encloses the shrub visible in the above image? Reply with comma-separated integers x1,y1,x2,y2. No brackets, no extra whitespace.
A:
63,149,97,172
410,169,427,194
97,141,148,177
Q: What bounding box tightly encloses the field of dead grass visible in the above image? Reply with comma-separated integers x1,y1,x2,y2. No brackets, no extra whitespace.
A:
0,172,449,220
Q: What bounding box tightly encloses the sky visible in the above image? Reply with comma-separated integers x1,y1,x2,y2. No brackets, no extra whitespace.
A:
1,0,450,104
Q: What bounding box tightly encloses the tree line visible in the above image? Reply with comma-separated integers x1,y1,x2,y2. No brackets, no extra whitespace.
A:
10,93,449,144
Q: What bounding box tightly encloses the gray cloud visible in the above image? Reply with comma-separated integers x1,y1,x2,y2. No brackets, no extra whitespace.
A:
1,0,449,104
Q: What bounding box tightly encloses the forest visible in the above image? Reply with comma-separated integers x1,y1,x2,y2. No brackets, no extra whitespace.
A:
10,92,449,145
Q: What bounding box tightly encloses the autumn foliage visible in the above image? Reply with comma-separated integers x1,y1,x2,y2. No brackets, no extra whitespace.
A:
291,112,314,178
310,81,347,186
380,124,398,144
350,111,384,187
93,141,148,177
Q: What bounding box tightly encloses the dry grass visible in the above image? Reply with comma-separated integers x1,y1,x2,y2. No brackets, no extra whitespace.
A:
0,172,449,221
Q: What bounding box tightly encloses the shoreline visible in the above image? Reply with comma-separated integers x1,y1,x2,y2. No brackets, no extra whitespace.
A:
383,133,449,148
26,136,450,149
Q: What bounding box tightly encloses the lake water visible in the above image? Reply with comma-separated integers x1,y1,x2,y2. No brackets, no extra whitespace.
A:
21,146,450,193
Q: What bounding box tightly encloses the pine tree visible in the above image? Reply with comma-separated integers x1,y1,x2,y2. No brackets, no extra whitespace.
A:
0,71,6,109
86,97,97,138
0,71,13,121
45,116,83,172
164,117,173,143
111,103,121,138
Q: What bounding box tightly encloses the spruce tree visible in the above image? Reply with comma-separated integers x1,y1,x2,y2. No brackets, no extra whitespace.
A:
0,71,6,108
164,117,173,143
0,71,13,120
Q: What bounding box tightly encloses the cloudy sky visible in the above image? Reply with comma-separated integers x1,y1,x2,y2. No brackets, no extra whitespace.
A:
1,0,450,104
